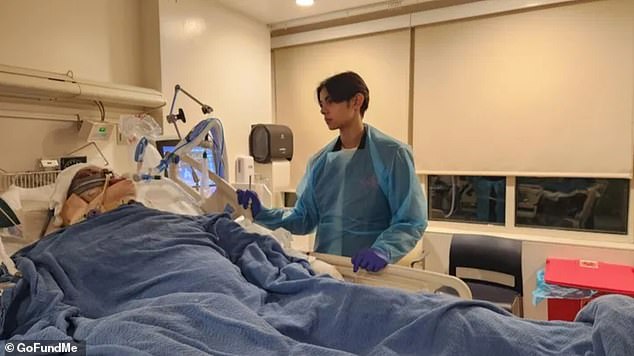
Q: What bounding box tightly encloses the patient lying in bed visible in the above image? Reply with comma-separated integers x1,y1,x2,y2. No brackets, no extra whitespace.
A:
2,184,634,355
50,164,344,280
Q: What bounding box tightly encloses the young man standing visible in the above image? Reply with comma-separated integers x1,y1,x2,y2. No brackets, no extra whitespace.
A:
238,71,427,272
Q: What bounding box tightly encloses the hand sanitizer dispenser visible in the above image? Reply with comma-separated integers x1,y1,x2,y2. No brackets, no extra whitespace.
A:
235,155,254,184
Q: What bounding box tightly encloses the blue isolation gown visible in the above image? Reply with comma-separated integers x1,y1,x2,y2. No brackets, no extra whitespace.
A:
254,124,427,263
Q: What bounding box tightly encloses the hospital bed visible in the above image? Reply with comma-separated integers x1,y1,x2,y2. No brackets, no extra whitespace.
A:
2,168,634,355
0,167,472,299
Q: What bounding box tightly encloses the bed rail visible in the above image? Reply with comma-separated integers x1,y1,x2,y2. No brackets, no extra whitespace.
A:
0,170,60,193
312,253,473,299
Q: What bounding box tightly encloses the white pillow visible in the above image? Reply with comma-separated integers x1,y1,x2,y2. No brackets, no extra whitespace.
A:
16,184,54,210
135,178,203,215
1,185,52,242
49,163,95,227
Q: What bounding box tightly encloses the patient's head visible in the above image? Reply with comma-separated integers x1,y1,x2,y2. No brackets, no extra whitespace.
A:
60,167,136,226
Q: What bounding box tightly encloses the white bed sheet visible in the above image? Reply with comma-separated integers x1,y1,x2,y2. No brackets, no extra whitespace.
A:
134,178,203,215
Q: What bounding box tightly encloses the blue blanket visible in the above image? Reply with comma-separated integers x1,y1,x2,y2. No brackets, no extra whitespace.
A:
1,203,632,355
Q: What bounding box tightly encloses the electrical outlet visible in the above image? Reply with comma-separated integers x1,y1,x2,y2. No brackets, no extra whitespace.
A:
39,159,59,170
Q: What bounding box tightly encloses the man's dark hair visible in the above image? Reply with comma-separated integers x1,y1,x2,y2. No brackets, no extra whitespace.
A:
316,71,369,117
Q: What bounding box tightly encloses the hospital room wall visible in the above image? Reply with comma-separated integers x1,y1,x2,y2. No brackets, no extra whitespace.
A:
158,0,273,179
0,0,157,173
274,0,633,186
0,0,271,176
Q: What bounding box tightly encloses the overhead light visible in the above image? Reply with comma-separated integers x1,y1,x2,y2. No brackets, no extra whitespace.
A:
296,0,314,7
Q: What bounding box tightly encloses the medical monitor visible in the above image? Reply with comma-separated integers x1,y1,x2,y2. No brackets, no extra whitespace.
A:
155,139,216,188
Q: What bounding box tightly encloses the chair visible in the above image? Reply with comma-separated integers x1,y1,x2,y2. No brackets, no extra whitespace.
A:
444,234,523,316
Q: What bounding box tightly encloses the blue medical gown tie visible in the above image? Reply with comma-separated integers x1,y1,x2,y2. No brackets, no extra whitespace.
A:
254,124,427,263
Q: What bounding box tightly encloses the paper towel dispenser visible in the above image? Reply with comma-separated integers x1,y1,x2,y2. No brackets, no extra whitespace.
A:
249,124,293,163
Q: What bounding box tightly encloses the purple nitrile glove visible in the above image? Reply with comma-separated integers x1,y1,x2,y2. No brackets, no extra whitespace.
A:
236,189,261,217
351,248,389,272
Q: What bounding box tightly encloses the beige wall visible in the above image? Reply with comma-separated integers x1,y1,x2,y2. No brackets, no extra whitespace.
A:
141,0,163,93
0,0,145,85
273,30,411,186
0,0,271,177
272,0,634,183
0,0,153,173
0,102,139,174
158,0,273,181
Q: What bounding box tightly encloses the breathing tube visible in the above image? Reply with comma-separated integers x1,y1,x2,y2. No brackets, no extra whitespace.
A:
208,118,227,179
157,117,228,182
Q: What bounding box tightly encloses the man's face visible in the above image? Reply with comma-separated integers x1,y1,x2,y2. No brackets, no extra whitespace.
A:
61,168,137,226
318,88,357,131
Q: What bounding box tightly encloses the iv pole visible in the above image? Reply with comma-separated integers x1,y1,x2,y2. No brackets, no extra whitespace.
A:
166,84,213,139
